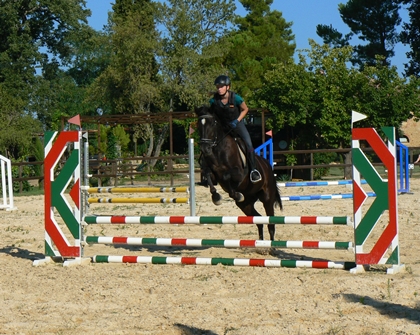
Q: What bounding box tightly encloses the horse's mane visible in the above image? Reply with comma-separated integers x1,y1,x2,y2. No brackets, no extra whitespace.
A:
196,105,229,134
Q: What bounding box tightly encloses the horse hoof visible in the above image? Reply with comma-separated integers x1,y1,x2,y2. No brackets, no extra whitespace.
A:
236,193,244,202
212,193,222,205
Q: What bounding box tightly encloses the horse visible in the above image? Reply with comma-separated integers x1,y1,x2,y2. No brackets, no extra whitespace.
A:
195,105,282,241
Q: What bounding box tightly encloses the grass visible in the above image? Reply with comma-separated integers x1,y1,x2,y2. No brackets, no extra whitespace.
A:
14,188,44,197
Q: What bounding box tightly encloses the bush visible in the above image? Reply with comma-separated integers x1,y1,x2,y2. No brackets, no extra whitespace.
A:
313,152,338,180
11,165,32,192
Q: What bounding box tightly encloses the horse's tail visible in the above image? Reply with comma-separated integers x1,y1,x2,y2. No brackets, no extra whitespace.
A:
275,184,283,211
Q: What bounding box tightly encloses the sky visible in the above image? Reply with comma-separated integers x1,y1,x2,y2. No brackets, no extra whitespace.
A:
85,0,409,74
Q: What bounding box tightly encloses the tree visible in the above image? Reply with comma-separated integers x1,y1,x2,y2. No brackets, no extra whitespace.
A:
0,0,91,157
89,0,160,115
315,24,351,49
400,0,420,77
225,0,295,104
156,0,236,110
87,0,169,168
0,82,41,158
256,41,420,178
66,28,113,89
317,0,402,69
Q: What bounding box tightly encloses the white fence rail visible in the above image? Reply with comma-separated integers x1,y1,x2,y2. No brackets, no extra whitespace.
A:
1,155,16,211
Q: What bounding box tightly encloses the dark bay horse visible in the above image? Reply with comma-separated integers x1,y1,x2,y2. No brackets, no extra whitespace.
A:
195,105,282,240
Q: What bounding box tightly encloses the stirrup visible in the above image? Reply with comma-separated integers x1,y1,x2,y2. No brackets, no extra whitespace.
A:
250,169,262,183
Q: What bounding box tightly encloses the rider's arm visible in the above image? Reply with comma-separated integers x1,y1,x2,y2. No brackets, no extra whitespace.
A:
234,94,248,122
237,101,249,122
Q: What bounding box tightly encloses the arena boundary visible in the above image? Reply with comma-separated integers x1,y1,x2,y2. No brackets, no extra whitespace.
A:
34,115,405,274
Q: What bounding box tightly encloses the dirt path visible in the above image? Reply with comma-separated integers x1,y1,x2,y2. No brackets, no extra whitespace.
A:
1,179,420,334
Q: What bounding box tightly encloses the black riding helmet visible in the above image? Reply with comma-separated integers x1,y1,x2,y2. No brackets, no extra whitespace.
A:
214,75,231,86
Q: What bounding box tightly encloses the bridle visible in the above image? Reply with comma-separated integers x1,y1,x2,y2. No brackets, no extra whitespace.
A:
198,114,218,148
198,114,235,149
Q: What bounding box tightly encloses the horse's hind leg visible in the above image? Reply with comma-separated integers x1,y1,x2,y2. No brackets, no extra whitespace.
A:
262,201,276,241
267,224,275,241
257,224,264,241
238,201,272,257
236,199,264,239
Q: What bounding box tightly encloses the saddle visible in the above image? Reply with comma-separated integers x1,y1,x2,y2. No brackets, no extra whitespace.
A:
233,137,247,169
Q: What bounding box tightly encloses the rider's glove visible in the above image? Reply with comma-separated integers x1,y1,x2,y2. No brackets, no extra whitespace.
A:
229,119,239,128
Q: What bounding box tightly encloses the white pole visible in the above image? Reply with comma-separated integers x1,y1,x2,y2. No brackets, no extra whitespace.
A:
1,159,6,208
188,138,196,216
0,155,16,211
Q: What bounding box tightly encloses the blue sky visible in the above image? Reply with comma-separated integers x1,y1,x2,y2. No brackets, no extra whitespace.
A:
85,0,409,74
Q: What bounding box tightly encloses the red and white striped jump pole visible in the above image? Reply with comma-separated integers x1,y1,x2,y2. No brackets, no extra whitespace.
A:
85,236,353,250
84,215,352,225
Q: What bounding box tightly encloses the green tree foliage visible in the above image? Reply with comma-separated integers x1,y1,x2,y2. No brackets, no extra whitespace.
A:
156,0,236,110
86,0,168,167
0,93,40,158
257,41,420,178
316,24,351,49
0,1,91,157
256,41,420,150
88,0,160,114
112,125,130,152
317,0,402,69
66,28,113,88
400,0,420,77
226,0,295,104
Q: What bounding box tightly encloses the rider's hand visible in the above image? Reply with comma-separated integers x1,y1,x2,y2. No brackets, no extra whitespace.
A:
229,119,239,128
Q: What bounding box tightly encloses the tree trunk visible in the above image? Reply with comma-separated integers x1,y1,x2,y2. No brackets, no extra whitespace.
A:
150,123,169,168
343,151,352,179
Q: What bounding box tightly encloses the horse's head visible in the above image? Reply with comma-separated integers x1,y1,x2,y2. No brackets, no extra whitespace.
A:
195,105,220,156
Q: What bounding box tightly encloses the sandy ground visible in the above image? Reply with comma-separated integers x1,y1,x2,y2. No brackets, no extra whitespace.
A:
1,177,420,335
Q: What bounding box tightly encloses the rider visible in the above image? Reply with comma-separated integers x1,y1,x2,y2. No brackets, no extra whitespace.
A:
209,75,262,183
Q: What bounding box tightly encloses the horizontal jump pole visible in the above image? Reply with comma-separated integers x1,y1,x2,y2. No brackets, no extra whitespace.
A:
84,215,352,225
277,180,367,187
92,255,356,270
85,236,353,250
87,187,189,194
87,197,189,204
281,192,376,201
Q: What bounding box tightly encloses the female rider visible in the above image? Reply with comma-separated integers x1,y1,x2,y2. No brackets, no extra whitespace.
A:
209,75,261,183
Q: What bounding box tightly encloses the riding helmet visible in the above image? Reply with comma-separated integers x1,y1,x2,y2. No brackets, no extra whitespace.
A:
214,75,231,86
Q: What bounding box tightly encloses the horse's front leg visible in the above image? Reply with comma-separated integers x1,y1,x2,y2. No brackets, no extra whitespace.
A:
203,169,222,205
229,190,244,202
224,169,244,202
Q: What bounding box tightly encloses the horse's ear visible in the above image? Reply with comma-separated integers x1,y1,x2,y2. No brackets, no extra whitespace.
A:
208,103,217,115
195,105,208,116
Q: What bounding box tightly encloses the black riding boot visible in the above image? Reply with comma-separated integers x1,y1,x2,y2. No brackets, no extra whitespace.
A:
248,151,262,183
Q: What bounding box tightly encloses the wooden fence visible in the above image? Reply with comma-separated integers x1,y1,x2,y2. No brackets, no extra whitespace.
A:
10,146,420,190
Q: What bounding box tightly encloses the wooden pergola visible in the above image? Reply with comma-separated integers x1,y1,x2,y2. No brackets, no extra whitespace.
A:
61,109,268,157
61,112,196,157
